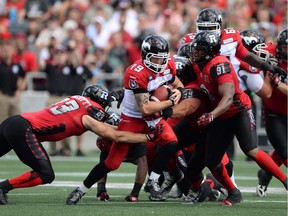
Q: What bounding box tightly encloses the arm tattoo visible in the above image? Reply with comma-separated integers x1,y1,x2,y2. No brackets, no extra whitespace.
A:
135,93,149,108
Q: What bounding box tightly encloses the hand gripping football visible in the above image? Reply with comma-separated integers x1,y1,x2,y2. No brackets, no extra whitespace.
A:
150,85,172,102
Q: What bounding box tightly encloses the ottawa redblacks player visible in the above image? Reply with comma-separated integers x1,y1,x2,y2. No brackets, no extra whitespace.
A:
188,31,287,206
0,84,162,205
195,8,286,80
255,29,288,197
66,35,184,204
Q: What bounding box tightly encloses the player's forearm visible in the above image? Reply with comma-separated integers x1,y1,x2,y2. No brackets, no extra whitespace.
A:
113,131,148,143
171,100,199,118
141,100,173,116
276,83,288,96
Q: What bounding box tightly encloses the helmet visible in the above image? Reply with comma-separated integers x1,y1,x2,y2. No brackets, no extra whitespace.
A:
196,8,223,36
177,43,192,58
180,33,197,45
174,55,196,85
141,35,170,73
240,29,269,61
190,31,221,64
135,28,155,48
277,29,288,60
82,84,111,108
105,111,121,126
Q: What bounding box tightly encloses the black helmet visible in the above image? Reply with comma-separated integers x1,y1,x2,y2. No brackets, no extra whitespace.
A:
277,29,288,60
82,84,111,108
196,8,223,36
177,43,192,58
141,35,170,73
240,29,269,61
105,111,121,126
174,55,196,85
135,28,155,48
191,31,221,64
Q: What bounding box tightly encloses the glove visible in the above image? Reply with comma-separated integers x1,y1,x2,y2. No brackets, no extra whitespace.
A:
161,107,173,120
197,113,214,126
261,62,287,77
167,87,175,106
146,123,164,141
111,89,124,109
268,72,281,87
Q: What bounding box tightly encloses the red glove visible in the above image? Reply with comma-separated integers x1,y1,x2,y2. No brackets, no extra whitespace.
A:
146,124,164,141
197,113,214,126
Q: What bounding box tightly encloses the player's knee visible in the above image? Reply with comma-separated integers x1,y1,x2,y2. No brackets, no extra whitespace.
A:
105,160,121,171
206,161,220,170
40,171,55,184
162,141,178,155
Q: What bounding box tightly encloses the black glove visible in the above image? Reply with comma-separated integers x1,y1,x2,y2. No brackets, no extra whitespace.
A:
261,62,287,77
197,113,214,126
111,89,124,109
146,124,164,141
161,107,173,120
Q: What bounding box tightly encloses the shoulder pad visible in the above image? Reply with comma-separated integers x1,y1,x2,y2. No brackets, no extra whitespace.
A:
210,62,231,78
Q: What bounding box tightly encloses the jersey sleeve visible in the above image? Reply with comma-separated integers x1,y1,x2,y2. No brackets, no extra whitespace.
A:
124,62,148,91
210,58,234,85
234,31,249,60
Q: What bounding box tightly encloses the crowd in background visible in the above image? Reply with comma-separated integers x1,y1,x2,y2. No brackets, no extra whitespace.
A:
0,0,287,156
0,0,287,88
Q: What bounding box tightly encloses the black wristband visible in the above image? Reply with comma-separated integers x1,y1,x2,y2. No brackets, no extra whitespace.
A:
162,107,173,119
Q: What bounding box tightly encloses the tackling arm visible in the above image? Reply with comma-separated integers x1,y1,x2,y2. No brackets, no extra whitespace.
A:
170,97,201,118
82,115,149,143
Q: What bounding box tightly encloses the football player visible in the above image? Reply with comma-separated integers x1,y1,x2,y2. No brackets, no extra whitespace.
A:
66,35,184,204
95,111,147,202
187,31,287,206
238,29,274,99
195,8,286,82
256,29,288,197
0,84,162,205
159,46,234,202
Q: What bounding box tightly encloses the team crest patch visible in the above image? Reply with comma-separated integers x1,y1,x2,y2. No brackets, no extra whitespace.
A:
129,79,138,89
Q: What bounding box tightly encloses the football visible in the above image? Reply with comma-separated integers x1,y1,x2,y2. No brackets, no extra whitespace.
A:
150,85,172,102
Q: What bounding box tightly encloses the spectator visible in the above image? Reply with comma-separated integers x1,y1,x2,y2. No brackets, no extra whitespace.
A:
0,40,26,122
107,0,139,37
86,16,111,49
82,0,113,25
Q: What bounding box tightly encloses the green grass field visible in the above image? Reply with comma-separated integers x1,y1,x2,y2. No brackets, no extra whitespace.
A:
0,152,287,216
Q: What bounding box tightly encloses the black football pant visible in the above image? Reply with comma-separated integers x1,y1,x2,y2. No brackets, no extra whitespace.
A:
205,109,257,169
0,115,55,184
263,109,287,161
